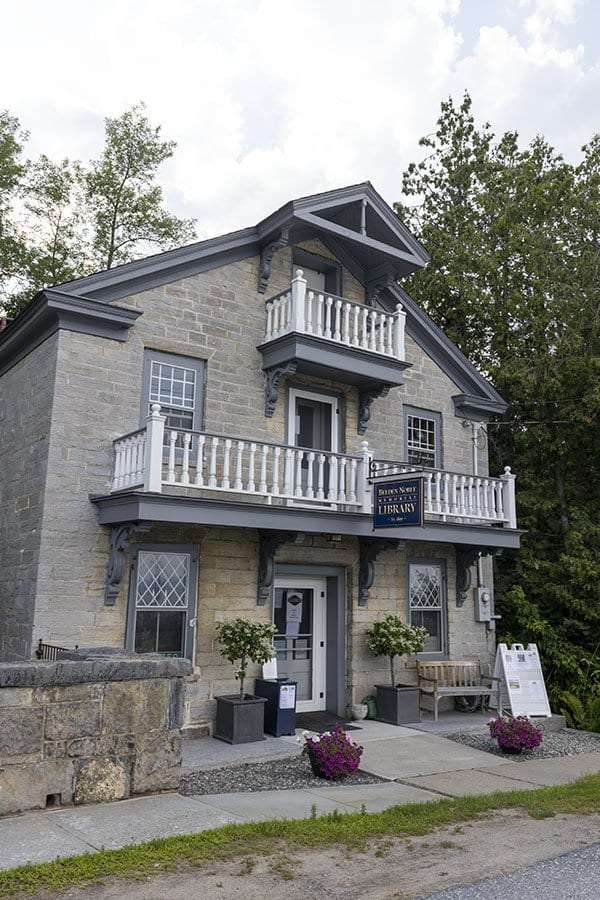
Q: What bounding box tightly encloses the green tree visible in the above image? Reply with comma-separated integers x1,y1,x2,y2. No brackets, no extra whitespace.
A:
19,156,87,298
396,94,600,703
3,104,197,317
0,111,28,299
84,104,195,271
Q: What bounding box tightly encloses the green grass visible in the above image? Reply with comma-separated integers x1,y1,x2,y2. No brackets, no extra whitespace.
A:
2,774,600,898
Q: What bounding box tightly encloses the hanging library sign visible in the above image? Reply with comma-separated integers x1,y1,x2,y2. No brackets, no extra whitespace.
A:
373,476,424,529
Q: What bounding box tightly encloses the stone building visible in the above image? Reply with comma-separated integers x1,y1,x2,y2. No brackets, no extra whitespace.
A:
0,183,521,730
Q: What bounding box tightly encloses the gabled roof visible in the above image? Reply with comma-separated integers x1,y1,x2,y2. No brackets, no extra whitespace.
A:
0,182,505,416
42,181,430,303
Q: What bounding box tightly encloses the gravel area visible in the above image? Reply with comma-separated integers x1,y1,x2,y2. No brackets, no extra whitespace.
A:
445,727,600,759
180,753,384,795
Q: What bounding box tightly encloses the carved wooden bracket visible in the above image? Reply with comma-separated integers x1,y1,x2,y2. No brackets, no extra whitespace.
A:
358,538,402,607
264,361,297,417
258,227,290,294
358,383,390,434
104,523,151,606
257,530,298,605
454,546,481,608
366,271,396,307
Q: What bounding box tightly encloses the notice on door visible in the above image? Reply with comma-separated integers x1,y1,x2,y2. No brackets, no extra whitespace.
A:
373,477,424,528
279,684,296,710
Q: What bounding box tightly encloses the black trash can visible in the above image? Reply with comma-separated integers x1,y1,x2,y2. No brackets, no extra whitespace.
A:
254,678,297,736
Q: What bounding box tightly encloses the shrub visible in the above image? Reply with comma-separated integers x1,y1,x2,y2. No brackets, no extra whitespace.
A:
488,714,543,753
560,690,600,733
302,725,363,779
215,618,276,701
367,616,427,686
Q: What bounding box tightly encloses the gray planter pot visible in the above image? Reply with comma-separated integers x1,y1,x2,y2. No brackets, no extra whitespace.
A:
375,684,420,725
214,694,267,744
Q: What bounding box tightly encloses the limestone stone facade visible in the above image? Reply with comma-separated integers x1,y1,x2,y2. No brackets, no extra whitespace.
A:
0,189,510,730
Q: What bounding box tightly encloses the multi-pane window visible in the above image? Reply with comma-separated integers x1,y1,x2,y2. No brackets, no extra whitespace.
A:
409,562,445,654
133,550,191,657
149,360,196,432
142,351,204,446
406,412,438,468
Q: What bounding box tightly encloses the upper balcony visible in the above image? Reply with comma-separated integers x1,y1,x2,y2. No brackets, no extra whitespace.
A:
257,270,410,423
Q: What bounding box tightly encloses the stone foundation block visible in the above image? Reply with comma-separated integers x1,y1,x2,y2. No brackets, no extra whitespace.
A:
73,757,130,805
44,700,102,741
0,758,75,816
0,708,44,756
131,729,182,794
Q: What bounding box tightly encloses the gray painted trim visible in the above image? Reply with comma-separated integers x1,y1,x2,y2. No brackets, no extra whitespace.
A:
258,332,410,388
139,349,205,431
29,183,427,304
0,290,141,377
407,558,449,660
403,405,444,469
125,542,199,661
386,283,507,412
274,563,347,717
453,393,507,420
295,211,422,271
54,230,260,301
91,492,523,549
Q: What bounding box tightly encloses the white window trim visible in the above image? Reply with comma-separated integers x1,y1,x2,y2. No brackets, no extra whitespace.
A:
403,405,443,469
287,387,339,453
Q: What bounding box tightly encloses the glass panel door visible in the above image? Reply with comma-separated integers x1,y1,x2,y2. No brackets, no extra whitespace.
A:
273,577,327,711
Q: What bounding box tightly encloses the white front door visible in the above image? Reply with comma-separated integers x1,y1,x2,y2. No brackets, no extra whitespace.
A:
273,576,327,712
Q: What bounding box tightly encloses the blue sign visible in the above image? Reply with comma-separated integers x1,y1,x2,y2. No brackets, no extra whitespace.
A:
373,477,424,528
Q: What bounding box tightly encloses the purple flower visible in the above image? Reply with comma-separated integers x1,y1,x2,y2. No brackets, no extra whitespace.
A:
488,715,543,752
302,724,364,779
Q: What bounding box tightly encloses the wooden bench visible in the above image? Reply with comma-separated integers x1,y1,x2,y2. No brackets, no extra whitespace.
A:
417,660,500,722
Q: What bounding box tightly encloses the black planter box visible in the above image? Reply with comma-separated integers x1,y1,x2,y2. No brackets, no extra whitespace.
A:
214,694,267,744
375,684,420,725
254,678,297,736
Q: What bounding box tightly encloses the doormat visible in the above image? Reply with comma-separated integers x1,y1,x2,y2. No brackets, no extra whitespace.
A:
296,712,361,733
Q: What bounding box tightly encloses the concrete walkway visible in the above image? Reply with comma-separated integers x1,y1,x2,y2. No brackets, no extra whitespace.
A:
2,722,599,872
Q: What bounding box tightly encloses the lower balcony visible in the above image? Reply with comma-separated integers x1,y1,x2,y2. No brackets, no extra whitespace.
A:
108,406,517,532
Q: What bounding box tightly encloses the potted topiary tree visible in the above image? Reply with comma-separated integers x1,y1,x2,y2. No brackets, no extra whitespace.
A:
367,616,427,725
214,618,276,744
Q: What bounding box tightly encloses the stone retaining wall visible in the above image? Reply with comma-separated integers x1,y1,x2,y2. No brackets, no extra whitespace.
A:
0,653,191,817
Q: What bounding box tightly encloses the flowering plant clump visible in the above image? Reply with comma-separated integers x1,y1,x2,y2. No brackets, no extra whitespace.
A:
301,725,363,779
488,714,544,753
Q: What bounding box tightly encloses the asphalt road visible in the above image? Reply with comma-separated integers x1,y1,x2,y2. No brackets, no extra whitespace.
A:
427,842,600,899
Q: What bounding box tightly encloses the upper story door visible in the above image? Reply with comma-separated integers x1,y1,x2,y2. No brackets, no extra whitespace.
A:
295,265,326,292
288,388,339,501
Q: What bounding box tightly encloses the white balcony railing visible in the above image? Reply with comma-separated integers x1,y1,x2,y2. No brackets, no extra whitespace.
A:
264,270,406,361
111,405,517,528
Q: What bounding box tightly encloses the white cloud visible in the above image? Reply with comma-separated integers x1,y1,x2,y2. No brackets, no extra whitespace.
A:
0,0,598,238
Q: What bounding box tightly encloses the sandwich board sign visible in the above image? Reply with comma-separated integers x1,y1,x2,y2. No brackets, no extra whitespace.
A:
490,643,551,717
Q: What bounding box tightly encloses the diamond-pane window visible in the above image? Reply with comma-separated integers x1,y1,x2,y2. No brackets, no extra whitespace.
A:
135,551,190,609
409,563,444,653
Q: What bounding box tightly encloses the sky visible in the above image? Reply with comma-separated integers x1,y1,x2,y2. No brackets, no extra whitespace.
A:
1,0,599,240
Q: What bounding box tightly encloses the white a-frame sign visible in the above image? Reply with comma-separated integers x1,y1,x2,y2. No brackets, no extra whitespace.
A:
490,643,552,717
